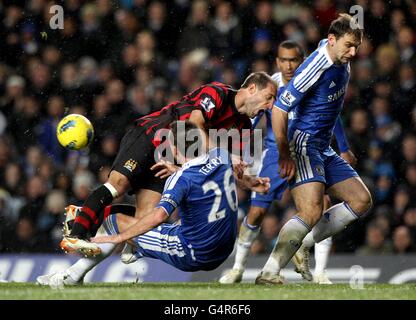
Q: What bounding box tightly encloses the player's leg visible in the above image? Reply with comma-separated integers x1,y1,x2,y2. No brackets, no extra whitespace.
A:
257,181,325,284
121,188,163,263
62,127,157,255
37,216,124,286
59,170,129,256
220,148,287,284
302,176,372,249
107,216,197,272
67,189,161,278
301,153,372,247
64,127,143,243
37,190,162,286
313,195,333,284
219,206,267,284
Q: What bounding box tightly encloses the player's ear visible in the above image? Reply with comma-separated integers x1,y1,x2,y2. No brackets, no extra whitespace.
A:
328,34,336,46
170,144,178,161
248,83,257,94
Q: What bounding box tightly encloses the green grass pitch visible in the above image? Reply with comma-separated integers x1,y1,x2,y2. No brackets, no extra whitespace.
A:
1,283,415,300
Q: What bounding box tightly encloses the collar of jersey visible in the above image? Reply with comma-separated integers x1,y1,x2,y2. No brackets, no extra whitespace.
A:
182,153,209,170
320,41,334,66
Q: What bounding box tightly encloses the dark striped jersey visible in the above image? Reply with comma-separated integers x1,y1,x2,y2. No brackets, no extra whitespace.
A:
135,82,253,151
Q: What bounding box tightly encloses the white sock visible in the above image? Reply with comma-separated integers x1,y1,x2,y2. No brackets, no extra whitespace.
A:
314,237,332,275
66,216,119,282
232,216,260,271
303,202,358,249
262,216,310,275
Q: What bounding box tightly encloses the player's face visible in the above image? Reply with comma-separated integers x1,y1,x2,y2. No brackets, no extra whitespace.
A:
245,82,277,118
276,47,303,82
332,33,362,64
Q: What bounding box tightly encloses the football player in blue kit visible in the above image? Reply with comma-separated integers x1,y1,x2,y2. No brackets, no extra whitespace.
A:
220,40,356,285
89,121,270,272
256,14,372,285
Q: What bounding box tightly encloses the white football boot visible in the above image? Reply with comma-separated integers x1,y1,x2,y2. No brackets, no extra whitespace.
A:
255,272,285,285
314,271,333,284
36,271,82,287
292,244,313,281
120,243,139,264
219,269,244,284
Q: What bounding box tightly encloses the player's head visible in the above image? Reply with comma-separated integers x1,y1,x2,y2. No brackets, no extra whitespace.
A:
276,40,305,82
327,13,363,64
169,120,208,164
238,71,277,118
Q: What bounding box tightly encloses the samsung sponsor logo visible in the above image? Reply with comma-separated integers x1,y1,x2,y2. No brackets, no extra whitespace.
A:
328,86,346,102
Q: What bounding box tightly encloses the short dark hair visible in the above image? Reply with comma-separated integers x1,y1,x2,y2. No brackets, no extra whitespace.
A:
169,120,204,158
240,71,276,90
328,13,363,41
278,40,305,58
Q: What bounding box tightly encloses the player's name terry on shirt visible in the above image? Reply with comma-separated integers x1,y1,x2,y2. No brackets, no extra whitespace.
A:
199,155,223,175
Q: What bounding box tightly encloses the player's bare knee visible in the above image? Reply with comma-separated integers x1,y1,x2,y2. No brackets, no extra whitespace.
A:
108,171,130,195
348,190,372,216
298,208,322,227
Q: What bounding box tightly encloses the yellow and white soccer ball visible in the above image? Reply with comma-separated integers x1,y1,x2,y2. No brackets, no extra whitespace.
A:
56,114,94,150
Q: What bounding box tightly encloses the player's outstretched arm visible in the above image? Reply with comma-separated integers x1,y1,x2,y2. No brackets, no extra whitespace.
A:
91,208,168,244
272,107,295,181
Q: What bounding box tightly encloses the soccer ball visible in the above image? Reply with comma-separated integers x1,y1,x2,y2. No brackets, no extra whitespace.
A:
56,114,94,150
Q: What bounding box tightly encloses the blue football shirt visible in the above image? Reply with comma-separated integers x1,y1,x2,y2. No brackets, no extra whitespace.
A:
156,148,238,266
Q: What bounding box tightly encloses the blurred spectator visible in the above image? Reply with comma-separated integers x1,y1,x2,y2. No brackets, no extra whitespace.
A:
19,175,47,222
356,223,393,255
37,95,66,164
88,134,119,173
375,44,400,80
250,1,281,45
392,64,416,125
70,170,96,206
23,146,42,178
37,189,67,250
3,162,25,196
403,207,416,240
210,1,243,62
347,109,372,170
393,185,411,225
260,214,280,252
397,26,416,66
273,0,303,25
365,0,390,48
6,95,41,154
177,0,211,57
249,29,275,70
6,215,50,252
313,0,337,31
146,1,178,59
392,225,415,254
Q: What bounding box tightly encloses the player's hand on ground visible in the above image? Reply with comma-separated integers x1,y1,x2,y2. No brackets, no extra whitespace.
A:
340,150,357,167
278,155,296,181
244,176,271,194
90,234,123,244
151,160,181,179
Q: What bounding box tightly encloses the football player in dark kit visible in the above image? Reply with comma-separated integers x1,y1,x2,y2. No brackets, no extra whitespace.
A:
61,71,276,256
